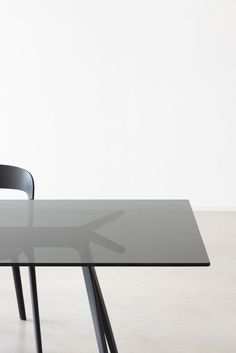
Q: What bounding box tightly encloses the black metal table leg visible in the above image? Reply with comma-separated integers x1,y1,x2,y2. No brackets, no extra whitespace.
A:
83,266,108,353
29,267,43,353
12,266,26,321
91,267,118,353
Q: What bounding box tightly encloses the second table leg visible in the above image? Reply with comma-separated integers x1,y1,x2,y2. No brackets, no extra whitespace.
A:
90,267,118,353
82,266,118,353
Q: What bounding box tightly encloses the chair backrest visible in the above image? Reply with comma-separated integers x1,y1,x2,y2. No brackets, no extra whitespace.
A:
0,165,34,200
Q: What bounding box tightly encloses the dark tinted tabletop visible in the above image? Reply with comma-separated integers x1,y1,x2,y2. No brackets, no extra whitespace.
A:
0,200,210,266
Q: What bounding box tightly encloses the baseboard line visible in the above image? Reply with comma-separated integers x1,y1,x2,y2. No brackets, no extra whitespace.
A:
193,207,236,212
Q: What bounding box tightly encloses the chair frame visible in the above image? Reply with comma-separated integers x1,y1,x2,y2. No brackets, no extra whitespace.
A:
0,165,42,353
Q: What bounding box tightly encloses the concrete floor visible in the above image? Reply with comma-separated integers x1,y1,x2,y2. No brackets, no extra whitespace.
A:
0,212,235,353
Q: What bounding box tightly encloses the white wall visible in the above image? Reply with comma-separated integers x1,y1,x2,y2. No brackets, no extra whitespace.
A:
0,1,235,208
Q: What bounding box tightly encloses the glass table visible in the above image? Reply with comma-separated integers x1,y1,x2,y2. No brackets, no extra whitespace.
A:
0,200,210,353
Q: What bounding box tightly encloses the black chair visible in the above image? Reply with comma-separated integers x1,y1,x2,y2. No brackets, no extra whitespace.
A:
0,165,34,320
0,165,43,353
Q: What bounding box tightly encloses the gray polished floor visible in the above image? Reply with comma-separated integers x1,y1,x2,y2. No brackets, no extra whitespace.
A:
0,212,235,353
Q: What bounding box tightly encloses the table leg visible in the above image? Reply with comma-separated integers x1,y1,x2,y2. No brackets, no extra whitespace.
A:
29,267,43,353
83,266,108,353
82,266,118,353
90,267,118,353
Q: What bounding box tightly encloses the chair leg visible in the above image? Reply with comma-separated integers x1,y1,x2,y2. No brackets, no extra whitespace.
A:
29,267,43,353
12,266,27,321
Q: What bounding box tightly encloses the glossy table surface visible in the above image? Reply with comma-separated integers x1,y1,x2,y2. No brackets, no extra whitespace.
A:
0,200,210,266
